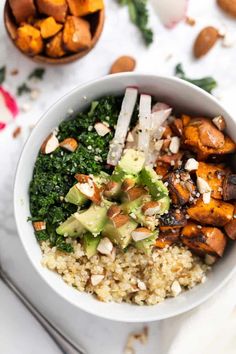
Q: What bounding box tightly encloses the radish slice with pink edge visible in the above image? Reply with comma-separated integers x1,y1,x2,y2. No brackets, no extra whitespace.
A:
107,87,138,166
138,94,152,162
0,87,19,131
150,0,188,29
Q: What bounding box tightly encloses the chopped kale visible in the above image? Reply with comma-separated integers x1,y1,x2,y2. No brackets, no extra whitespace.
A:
0,66,6,84
119,0,153,45
28,68,45,80
17,83,31,96
175,63,217,94
29,96,128,252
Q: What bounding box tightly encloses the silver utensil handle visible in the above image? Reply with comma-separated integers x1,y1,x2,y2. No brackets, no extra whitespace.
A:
0,268,86,354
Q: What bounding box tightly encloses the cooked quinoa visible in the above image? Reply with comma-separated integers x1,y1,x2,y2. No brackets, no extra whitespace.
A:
41,241,209,305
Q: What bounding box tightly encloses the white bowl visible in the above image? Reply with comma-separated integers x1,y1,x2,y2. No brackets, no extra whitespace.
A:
14,74,236,322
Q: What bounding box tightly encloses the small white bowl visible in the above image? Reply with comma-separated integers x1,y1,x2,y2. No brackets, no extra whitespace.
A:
14,74,236,322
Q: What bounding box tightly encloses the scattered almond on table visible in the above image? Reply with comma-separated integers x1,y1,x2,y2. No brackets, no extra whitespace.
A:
193,26,219,58
217,0,236,17
110,56,136,74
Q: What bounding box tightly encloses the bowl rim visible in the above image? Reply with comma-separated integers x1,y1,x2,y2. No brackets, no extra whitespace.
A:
14,73,236,322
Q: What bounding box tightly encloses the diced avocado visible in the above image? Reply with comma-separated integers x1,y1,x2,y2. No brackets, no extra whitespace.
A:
158,196,170,215
140,166,168,200
93,172,110,187
122,196,147,214
56,215,85,237
134,232,158,255
131,208,157,230
83,233,101,258
65,184,88,206
112,149,145,182
74,204,108,235
102,219,138,249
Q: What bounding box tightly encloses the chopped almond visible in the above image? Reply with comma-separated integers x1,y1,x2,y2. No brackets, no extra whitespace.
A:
169,136,180,154
97,237,113,255
212,116,226,131
111,214,130,228
142,201,160,216
107,204,121,219
60,137,78,152
131,227,152,242
91,274,104,286
33,221,46,231
121,178,136,192
185,158,199,172
75,174,101,204
125,187,147,202
94,122,111,137
41,133,59,154
103,181,121,198
12,126,21,138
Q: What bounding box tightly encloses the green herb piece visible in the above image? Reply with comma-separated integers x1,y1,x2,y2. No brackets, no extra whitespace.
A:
0,66,6,84
35,230,49,242
28,68,45,80
118,0,153,45
175,63,217,94
17,83,31,96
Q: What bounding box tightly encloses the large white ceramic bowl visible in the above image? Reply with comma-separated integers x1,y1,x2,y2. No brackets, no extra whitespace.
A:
14,74,236,322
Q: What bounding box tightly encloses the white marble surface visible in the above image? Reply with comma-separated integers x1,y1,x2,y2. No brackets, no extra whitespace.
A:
0,0,236,353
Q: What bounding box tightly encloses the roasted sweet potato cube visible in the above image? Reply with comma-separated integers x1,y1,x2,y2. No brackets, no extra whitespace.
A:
155,162,170,177
160,208,187,228
223,174,236,201
15,24,43,56
9,0,36,24
181,114,191,127
181,222,227,256
158,152,184,167
162,125,173,139
166,171,195,205
36,0,68,22
155,233,179,248
171,118,183,137
63,16,92,53
67,0,104,16
196,162,229,199
35,17,63,38
184,118,236,160
224,203,236,240
187,198,234,226
46,31,66,57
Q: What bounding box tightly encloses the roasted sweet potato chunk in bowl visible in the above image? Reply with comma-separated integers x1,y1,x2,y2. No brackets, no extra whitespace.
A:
14,75,236,321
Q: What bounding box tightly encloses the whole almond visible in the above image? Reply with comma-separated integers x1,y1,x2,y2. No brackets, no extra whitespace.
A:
217,0,236,17
110,56,136,74
194,26,219,58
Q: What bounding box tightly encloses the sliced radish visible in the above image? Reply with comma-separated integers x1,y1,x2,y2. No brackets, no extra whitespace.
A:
107,87,138,166
138,94,152,161
150,0,188,29
0,86,18,131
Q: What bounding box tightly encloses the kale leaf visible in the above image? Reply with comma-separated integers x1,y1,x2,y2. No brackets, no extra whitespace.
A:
175,63,217,94
118,0,153,45
0,66,6,84
28,68,45,80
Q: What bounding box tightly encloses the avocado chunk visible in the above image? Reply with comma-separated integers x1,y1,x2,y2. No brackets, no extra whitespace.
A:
112,149,145,182
134,232,158,255
65,183,88,206
158,196,170,215
122,196,157,230
56,214,85,237
74,203,108,235
140,166,169,200
83,233,101,258
102,218,138,249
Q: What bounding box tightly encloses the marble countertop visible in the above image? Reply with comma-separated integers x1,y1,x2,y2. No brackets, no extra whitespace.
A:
0,0,236,353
